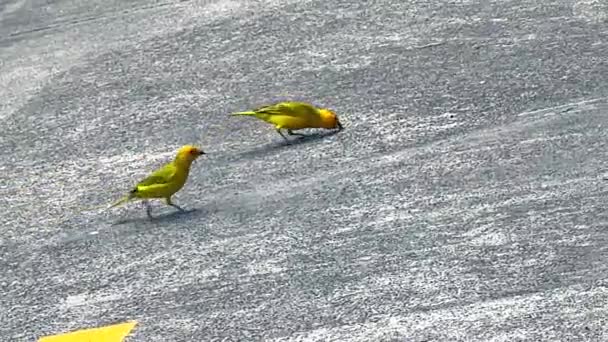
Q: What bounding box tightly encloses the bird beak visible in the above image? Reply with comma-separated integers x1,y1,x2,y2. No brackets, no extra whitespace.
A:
199,151,206,155
337,120,343,130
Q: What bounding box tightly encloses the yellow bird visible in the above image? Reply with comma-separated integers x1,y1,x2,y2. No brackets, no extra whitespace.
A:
108,145,205,218
230,101,343,141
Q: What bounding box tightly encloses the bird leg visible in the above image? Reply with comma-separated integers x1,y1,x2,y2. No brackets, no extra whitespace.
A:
276,128,289,141
166,197,186,212
287,129,307,137
144,200,154,219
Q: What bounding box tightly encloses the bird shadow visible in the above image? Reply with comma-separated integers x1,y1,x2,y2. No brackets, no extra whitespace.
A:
111,207,203,226
237,129,341,160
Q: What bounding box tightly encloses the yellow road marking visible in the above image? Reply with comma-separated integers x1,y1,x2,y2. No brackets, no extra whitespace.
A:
38,321,137,342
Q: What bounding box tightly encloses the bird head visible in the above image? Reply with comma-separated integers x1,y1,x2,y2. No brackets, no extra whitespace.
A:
176,145,205,163
319,108,343,130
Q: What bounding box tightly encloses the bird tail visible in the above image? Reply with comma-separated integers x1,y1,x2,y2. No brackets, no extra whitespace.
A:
230,111,258,116
79,193,134,213
108,194,133,209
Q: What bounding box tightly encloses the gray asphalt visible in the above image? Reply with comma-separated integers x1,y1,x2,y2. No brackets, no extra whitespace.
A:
1,0,608,341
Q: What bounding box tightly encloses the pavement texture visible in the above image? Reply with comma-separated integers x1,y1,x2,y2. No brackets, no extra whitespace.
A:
1,0,608,341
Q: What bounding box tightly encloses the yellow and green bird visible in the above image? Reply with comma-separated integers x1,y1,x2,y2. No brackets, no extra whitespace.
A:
108,145,206,218
230,101,343,141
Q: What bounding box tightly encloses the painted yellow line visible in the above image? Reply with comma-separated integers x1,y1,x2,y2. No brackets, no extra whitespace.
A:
38,321,137,342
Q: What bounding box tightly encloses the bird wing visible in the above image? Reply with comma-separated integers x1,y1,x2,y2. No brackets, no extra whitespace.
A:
255,101,318,118
136,162,177,187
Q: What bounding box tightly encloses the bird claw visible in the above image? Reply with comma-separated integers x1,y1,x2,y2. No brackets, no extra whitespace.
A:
168,203,186,212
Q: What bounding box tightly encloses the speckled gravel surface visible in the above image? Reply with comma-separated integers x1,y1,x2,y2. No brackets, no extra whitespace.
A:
1,0,608,341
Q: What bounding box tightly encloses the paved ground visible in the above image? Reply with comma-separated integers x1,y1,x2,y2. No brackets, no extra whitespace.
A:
1,0,608,341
